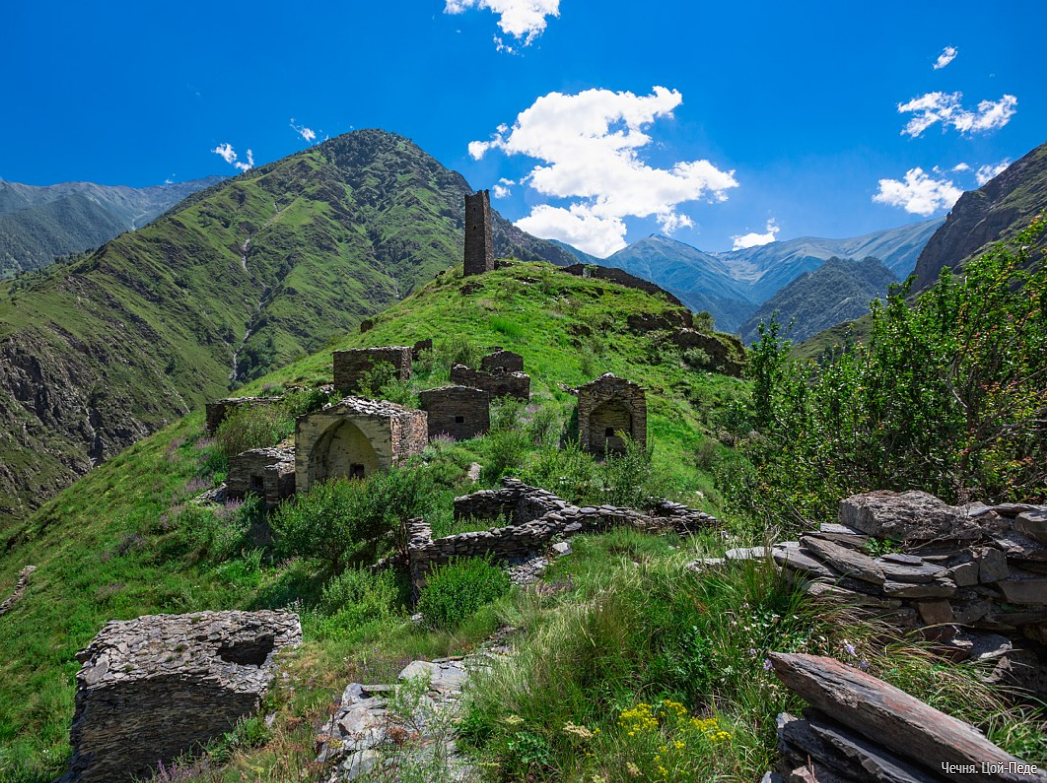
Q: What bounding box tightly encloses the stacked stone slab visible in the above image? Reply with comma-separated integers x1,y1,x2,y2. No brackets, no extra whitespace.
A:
481,348,524,374
576,374,647,456
63,610,301,783
418,386,491,441
412,338,433,360
450,363,530,401
295,397,427,492
464,190,494,277
765,652,1047,783
205,396,283,433
406,478,716,594
695,490,1047,694
226,447,296,508
333,347,413,395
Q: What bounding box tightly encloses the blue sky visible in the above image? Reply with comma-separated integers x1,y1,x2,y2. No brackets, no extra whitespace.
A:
3,1,1040,254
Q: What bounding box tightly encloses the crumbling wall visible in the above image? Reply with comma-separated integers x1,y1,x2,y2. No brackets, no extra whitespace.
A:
226,447,296,508
576,374,647,455
449,364,530,401
205,396,283,433
481,349,524,374
561,263,688,310
64,611,301,783
418,386,491,441
333,347,412,395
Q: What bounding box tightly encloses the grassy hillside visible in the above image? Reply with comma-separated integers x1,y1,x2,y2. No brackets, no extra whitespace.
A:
0,260,750,781
0,130,573,528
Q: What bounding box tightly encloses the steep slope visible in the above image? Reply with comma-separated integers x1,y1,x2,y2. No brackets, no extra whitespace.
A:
0,260,746,778
739,256,897,344
0,130,573,527
913,141,1047,290
0,176,223,277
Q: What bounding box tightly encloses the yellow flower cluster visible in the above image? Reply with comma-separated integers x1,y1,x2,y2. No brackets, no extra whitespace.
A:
618,703,659,736
691,717,731,742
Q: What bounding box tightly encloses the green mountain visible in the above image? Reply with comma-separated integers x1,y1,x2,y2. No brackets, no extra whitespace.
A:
0,130,573,527
912,141,1047,290
0,176,223,278
0,258,746,780
738,256,898,344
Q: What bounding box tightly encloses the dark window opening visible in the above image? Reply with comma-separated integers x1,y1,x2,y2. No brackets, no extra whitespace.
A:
250,475,264,492
349,463,366,479
454,415,465,424
218,633,275,667
605,427,615,437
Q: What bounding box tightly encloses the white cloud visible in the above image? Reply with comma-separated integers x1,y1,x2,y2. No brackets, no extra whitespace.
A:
898,91,1018,137
731,219,779,250
975,159,1010,186
952,162,970,172
212,143,254,172
445,0,559,47
873,168,963,216
470,86,738,256
933,46,958,70
290,118,317,143
492,178,514,198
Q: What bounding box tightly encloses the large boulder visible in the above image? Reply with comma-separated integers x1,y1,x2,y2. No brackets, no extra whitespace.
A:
839,491,984,541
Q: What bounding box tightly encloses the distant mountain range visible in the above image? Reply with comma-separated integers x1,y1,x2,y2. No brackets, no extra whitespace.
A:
0,176,223,278
739,256,897,344
553,220,943,332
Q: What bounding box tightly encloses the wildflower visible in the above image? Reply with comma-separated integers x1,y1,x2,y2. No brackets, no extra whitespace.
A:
747,648,757,656
859,660,870,670
563,722,595,740
503,714,524,727
763,658,773,671
843,642,856,656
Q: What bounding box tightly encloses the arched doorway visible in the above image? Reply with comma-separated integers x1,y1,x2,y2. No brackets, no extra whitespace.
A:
311,420,380,482
588,399,633,455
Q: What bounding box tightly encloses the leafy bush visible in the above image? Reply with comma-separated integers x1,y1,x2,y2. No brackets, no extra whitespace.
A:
491,315,524,340
741,219,1047,524
482,429,530,481
417,557,511,630
315,568,400,636
491,398,525,432
528,404,562,447
435,336,484,371
521,441,598,502
601,438,664,508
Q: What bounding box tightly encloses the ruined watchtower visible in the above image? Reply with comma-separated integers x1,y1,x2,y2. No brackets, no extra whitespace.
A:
577,374,647,456
464,190,494,277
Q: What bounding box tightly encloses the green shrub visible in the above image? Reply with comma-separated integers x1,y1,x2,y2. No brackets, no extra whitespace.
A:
521,441,597,502
491,315,524,340
417,557,511,630
482,429,530,481
435,336,484,371
213,403,293,458
315,568,400,637
601,438,666,509
528,404,562,447
491,398,525,432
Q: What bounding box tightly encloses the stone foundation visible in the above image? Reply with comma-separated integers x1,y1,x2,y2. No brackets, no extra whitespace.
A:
64,610,301,783
481,349,524,374
295,397,427,493
227,447,296,508
333,347,412,395
449,363,530,401
418,386,491,441
576,374,647,456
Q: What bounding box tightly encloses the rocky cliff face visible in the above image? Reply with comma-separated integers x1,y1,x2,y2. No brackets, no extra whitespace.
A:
913,141,1047,290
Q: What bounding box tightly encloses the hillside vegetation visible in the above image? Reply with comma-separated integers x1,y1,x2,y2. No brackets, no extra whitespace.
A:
0,259,750,781
0,130,572,528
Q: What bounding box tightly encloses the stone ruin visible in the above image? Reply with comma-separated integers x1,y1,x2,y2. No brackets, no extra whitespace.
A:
463,190,494,277
333,346,413,395
481,348,523,374
226,447,296,508
404,478,716,594
295,397,427,493
449,348,530,401
693,490,1047,696
63,610,301,783
671,328,746,377
764,652,1046,783
561,263,689,309
576,374,647,456
411,337,433,360
205,396,283,433
418,386,491,441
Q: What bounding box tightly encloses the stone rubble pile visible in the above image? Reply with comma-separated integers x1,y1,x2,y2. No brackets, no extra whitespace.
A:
0,564,36,618
691,491,1047,693
407,478,716,593
764,652,1047,783
64,610,301,783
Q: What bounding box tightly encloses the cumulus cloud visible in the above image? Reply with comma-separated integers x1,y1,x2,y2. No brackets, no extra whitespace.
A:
952,162,970,172
975,159,1010,186
933,46,958,70
470,86,738,256
290,118,317,143
898,91,1017,137
731,219,779,250
212,143,254,172
873,168,963,216
445,0,559,47
492,178,514,198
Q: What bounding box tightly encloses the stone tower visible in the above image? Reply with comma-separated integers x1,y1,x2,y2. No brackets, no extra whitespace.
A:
464,190,494,277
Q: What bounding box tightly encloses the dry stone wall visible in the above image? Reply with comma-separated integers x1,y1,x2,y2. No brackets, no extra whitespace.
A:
64,610,301,783
418,386,490,441
765,652,1047,783
226,447,296,508
406,479,716,594
561,263,688,310
576,374,647,455
205,396,283,433
333,347,412,395
481,349,524,374
450,363,530,401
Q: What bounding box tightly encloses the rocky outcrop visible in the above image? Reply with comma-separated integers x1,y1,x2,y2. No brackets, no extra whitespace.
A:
64,610,301,783
670,328,746,377
0,565,36,618
913,141,1047,291
767,652,1047,783
561,263,689,309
